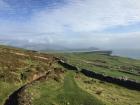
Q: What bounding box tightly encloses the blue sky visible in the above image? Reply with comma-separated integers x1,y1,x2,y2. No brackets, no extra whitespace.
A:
0,0,140,49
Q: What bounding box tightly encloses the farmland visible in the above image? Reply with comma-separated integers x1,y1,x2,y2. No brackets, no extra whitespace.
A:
54,52,140,82
0,45,140,105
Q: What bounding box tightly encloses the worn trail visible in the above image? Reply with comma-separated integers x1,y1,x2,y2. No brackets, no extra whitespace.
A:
4,71,51,105
55,71,104,105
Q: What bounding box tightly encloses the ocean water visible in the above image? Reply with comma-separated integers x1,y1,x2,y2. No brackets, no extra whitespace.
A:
112,49,140,59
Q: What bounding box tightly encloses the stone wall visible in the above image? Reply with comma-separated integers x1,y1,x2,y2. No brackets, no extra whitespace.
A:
58,60,79,71
57,59,140,91
81,69,140,91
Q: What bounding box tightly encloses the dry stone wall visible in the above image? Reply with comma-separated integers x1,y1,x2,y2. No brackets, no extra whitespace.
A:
57,59,140,91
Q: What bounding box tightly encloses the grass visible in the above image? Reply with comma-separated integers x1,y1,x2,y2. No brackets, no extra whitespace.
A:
0,45,55,81
30,71,105,105
0,81,21,105
75,73,140,105
0,45,56,105
0,45,140,105
54,52,140,82
57,71,104,105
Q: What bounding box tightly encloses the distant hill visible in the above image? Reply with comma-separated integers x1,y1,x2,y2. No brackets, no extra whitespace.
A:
0,39,99,52
66,47,99,52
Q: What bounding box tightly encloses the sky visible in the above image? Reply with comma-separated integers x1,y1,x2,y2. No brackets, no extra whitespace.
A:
0,0,140,49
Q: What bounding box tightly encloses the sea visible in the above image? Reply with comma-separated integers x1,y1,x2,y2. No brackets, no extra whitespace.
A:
112,49,140,60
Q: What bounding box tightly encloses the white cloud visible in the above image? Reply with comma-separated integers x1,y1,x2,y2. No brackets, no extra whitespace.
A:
28,0,140,32
0,0,140,49
1,0,140,33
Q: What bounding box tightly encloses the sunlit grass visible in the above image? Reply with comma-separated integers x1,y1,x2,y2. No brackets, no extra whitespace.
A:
54,52,140,82
75,73,140,105
30,71,105,105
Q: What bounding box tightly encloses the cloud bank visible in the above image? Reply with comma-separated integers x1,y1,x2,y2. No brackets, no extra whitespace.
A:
0,0,140,49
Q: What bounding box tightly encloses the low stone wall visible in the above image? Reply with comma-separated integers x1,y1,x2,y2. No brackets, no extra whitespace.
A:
81,69,140,91
58,60,79,71
57,59,140,91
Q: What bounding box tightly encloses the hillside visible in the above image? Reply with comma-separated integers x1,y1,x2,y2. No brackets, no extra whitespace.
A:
0,45,140,105
0,45,104,105
55,52,140,82
0,45,57,105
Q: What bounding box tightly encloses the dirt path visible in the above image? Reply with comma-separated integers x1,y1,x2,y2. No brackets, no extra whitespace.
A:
3,51,53,105
4,70,51,105
10,52,48,60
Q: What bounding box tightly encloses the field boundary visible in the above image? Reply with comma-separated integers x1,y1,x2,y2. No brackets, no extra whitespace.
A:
4,70,51,105
56,58,140,91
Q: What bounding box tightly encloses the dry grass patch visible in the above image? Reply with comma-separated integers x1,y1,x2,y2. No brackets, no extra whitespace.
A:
75,73,140,105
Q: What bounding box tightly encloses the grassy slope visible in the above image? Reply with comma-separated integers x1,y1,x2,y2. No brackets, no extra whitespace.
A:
0,45,104,105
0,46,25,105
0,82,21,105
1,45,140,105
54,52,140,82
31,71,104,105
75,73,140,105
0,45,55,105
58,71,104,105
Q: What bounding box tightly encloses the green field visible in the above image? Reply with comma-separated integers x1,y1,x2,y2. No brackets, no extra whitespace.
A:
0,45,140,105
76,72,140,105
30,71,104,105
54,52,140,82
22,70,140,105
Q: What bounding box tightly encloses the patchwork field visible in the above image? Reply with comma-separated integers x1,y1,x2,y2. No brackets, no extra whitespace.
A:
0,45,140,105
54,52,140,82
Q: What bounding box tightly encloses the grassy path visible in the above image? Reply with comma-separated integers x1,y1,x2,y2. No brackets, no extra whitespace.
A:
32,71,105,105
57,71,104,105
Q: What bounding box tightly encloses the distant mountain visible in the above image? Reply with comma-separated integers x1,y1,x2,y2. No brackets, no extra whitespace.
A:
0,39,99,52
66,47,99,52
22,43,69,51
20,44,99,52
